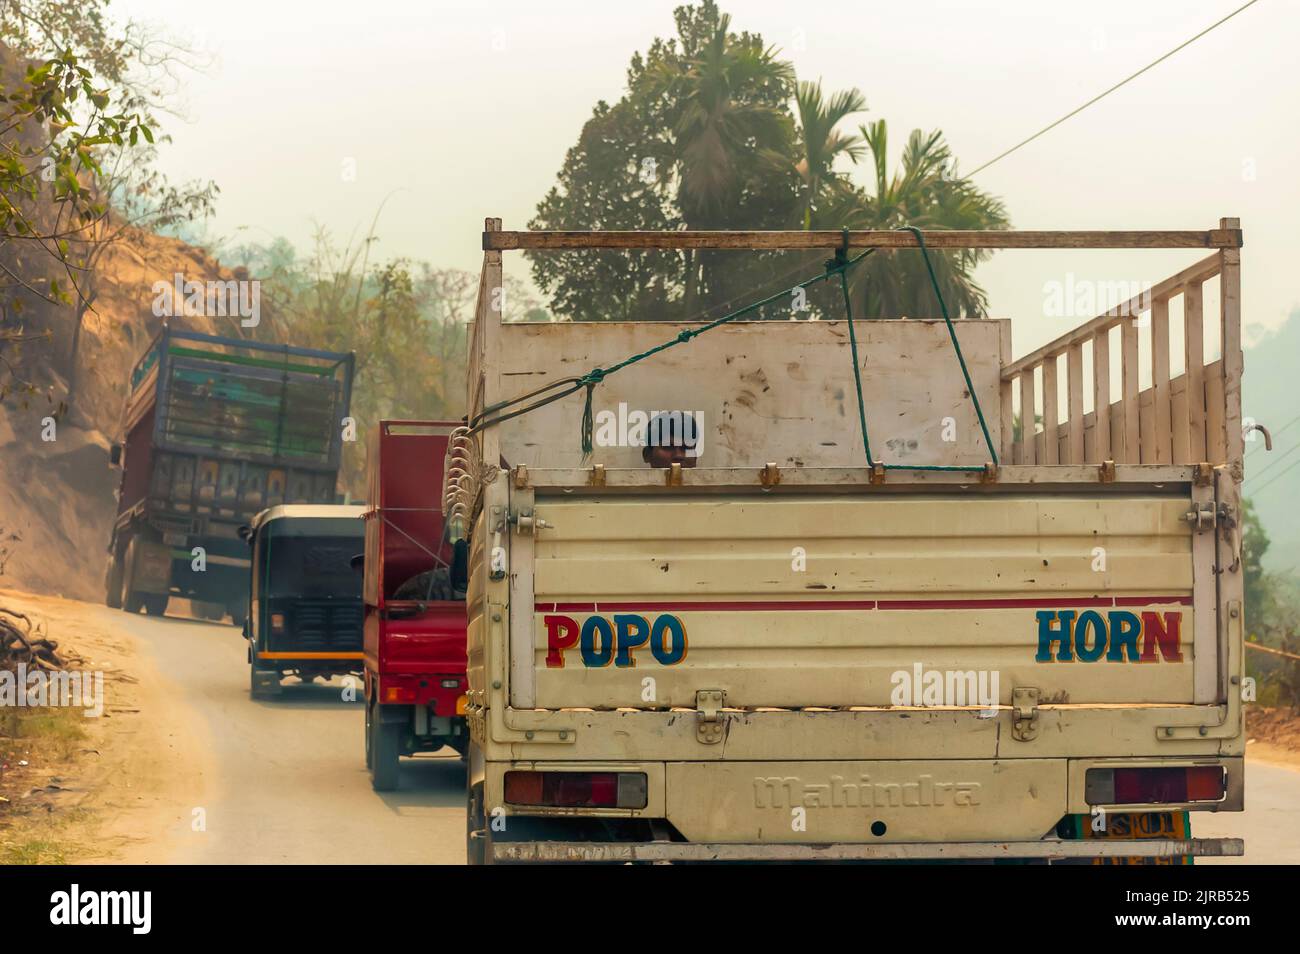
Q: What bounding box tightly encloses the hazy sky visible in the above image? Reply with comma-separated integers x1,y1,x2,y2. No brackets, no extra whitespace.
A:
113,0,1297,358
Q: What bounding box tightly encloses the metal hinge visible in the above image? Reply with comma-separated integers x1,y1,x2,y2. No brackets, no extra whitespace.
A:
695,690,726,744
1011,687,1040,742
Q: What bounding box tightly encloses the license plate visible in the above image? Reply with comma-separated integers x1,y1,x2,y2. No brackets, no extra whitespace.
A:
1082,810,1191,865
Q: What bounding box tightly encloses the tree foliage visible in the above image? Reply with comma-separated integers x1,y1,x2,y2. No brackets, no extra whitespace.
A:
529,0,802,323
233,226,537,495
529,0,1009,324
793,79,865,230
0,0,214,408
837,121,1010,319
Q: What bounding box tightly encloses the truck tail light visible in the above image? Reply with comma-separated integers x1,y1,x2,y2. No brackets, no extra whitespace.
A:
1085,766,1225,805
504,771,647,809
270,613,286,633
383,685,416,703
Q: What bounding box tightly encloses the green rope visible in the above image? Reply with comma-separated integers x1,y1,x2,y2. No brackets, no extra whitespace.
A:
895,225,1000,467
569,248,873,454
472,226,998,476
832,229,876,466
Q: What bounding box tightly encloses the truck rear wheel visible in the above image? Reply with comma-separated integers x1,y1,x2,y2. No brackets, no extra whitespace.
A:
467,781,489,866
368,704,401,792
120,537,142,612
364,701,374,770
142,594,169,616
104,551,123,609
227,602,247,630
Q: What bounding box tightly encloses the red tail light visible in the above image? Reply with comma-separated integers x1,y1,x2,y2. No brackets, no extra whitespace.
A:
1086,765,1225,804
383,684,416,704
504,771,647,809
1183,766,1227,802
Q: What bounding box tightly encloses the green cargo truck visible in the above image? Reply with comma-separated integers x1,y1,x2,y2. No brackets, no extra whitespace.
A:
105,325,355,624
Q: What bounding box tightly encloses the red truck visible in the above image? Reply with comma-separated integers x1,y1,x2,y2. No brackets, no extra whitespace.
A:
362,421,469,792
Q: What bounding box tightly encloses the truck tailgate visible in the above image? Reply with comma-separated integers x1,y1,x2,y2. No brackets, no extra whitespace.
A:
527,493,1206,710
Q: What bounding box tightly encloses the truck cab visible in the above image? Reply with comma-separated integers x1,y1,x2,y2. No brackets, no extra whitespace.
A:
362,421,469,792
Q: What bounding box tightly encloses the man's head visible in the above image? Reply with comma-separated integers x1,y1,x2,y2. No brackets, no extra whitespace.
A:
642,411,701,468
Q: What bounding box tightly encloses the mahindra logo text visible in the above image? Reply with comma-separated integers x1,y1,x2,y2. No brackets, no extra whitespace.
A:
754,774,981,809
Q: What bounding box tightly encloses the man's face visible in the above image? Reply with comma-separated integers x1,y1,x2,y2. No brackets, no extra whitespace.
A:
645,443,698,469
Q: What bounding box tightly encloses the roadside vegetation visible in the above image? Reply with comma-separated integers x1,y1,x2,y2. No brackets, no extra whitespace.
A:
1241,499,1300,710
0,0,215,415
209,232,540,494
0,674,89,866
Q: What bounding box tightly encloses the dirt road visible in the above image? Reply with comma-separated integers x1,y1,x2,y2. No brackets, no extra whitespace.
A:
1196,754,1300,865
99,603,1300,866
1,590,465,864
6,589,1299,865
111,607,468,864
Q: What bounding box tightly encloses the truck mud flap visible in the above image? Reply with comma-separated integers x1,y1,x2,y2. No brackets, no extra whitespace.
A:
131,538,173,594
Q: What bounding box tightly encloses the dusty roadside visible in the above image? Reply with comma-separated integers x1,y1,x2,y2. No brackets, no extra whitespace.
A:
1244,706,1300,771
0,587,211,863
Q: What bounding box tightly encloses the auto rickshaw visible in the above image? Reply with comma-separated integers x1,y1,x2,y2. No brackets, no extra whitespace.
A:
239,504,367,698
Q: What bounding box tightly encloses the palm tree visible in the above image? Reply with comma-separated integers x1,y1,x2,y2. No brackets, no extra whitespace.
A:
650,9,795,314
666,13,794,225
832,119,1010,318
793,80,866,229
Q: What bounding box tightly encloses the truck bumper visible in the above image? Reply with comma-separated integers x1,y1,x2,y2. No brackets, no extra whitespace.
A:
491,837,1244,863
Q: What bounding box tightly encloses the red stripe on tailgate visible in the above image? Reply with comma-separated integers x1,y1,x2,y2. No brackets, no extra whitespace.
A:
534,595,1192,613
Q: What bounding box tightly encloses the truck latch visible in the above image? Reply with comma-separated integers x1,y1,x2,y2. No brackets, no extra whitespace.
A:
1011,687,1040,742
1183,503,1217,532
695,690,726,745
509,509,553,534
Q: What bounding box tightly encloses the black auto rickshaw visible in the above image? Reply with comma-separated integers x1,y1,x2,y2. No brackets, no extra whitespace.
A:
239,504,366,698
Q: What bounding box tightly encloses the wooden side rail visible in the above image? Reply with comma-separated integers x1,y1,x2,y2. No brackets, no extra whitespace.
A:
1001,218,1243,478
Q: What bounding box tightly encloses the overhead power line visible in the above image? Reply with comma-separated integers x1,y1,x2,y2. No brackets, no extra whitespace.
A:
1250,453,1300,496
1247,439,1300,482
968,0,1264,177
